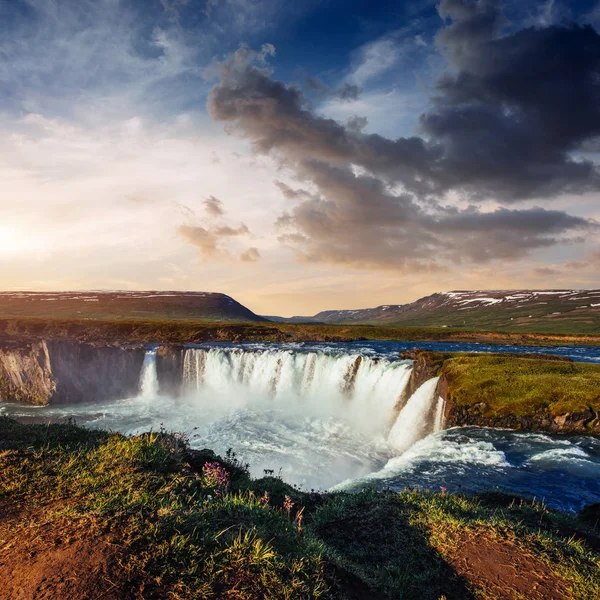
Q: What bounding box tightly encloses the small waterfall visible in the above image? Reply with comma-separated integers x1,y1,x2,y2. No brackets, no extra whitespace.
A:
433,396,446,432
139,350,159,398
387,377,440,453
181,348,413,434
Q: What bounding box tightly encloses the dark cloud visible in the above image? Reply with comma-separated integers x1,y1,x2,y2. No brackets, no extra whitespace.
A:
204,195,225,217
208,6,600,271
276,161,596,271
208,46,436,194
240,247,261,262
423,0,600,200
274,180,311,200
305,76,362,102
346,116,368,133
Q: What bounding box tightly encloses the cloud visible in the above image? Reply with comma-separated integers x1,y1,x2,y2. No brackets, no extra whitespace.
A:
426,0,600,200
305,76,362,102
240,247,261,262
345,116,368,134
208,25,600,272
209,12,600,205
178,222,250,259
178,225,221,258
204,195,225,216
533,267,559,276
275,161,596,271
348,38,402,86
213,224,249,236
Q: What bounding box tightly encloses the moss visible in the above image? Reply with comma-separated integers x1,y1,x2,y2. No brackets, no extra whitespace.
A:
442,354,600,420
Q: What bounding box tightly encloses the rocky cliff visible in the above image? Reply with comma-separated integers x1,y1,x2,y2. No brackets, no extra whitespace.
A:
156,345,184,397
0,340,145,405
0,342,55,405
399,350,600,435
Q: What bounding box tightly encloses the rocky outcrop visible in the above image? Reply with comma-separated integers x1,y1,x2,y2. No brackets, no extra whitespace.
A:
46,341,145,404
397,350,447,410
442,401,600,435
0,340,145,405
396,350,600,435
156,345,184,397
0,342,55,405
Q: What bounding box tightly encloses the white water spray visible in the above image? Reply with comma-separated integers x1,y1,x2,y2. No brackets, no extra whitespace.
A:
182,348,413,434
129,347,448,488
387,377,441,453
139,350,159,399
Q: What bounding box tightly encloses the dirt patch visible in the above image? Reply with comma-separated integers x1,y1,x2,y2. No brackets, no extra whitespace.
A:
0,511,124,600
445,530,570,600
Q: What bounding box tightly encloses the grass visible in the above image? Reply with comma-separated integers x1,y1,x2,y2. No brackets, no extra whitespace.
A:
441,354,600,420
1,418,599,599
2,316,600,347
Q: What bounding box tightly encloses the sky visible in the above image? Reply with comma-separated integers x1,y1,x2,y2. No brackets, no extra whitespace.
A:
0,0,599,316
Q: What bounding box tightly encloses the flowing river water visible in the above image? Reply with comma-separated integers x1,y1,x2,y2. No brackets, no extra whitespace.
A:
2,340,600,512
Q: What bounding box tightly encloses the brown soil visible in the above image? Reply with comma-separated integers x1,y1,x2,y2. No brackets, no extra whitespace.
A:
445,530,570,600
0,510,124,600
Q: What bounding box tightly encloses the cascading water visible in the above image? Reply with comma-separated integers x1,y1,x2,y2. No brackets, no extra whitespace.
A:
181,348,414,435
139,349,159,399
387,377,441,454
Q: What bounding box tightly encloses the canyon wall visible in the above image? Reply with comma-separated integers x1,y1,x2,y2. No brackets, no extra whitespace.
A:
0,341,145,405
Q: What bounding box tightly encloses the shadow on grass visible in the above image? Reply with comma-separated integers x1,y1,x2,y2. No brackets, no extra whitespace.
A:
313,492,475,599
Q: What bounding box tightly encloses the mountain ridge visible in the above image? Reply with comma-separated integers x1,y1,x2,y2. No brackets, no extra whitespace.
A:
0,291,267,322
266,289,600,334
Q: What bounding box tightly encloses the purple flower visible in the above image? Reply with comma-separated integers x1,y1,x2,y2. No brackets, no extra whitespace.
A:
283,494,294,516
202,461,231,496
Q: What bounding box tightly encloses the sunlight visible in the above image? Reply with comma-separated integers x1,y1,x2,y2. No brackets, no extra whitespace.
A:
0,225,39,257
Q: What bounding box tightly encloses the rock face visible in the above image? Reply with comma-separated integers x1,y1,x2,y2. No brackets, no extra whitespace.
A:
0,340,145,405
399,350,600,435
156,345,184,397
397,350,446,410
0,342,55,405
46,341,145,404
443,401,600,435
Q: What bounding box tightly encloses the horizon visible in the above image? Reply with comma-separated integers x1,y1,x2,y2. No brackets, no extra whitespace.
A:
1,0,599,314
1,286,598,318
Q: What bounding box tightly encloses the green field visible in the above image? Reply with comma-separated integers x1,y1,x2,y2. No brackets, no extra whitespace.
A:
2,317,600,348
441,353,600,422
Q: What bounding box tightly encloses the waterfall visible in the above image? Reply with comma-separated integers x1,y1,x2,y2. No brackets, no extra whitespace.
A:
139,349,159,398
387,377,441,453
182,348,412,435
433,395,446,432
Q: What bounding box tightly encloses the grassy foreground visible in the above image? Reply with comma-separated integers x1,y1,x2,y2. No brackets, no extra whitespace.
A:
1,418,599,599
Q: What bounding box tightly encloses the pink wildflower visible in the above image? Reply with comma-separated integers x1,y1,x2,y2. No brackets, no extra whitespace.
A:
201,461,231,496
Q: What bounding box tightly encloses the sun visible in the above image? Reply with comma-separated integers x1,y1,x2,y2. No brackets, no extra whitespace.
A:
0,225,39,257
